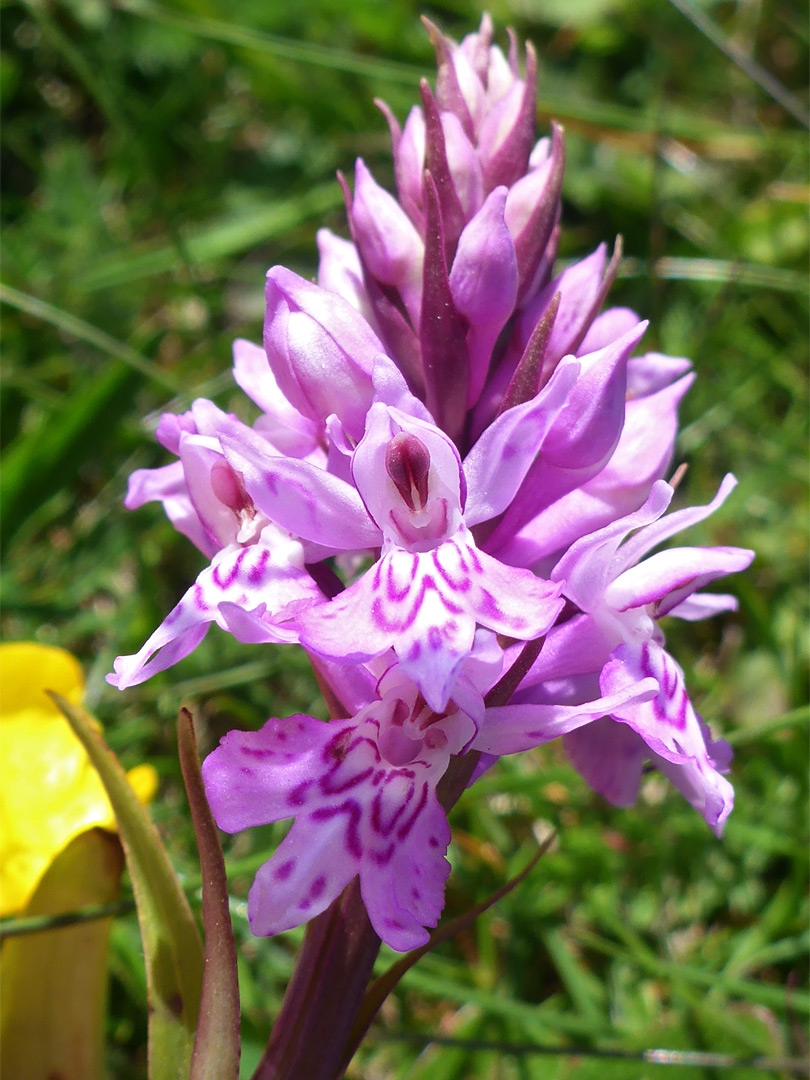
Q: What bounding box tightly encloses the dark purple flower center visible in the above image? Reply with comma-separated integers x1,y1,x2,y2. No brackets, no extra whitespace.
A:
385,433,431,511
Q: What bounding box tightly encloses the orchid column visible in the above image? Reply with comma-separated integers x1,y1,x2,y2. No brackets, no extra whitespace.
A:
109,15,752,1079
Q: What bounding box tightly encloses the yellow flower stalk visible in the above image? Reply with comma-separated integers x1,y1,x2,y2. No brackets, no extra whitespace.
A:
0,641,157,916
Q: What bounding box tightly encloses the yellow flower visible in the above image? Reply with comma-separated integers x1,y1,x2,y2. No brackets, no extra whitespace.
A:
0,642,158,916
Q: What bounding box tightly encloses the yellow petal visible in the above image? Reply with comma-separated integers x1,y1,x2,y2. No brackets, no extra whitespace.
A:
126,763,160,805
0,643,158,917
0,828,125,1080
0,643,84,716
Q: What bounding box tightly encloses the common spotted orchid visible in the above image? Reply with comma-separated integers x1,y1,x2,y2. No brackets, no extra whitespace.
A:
109,13,752,980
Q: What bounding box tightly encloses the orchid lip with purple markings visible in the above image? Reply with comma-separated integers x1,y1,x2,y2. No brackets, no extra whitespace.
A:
294,399,574,710
509,474,753,835
202,645,660,950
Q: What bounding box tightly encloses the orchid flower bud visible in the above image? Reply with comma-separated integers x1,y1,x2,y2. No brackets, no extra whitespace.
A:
264,266,396,442
350,159,424,327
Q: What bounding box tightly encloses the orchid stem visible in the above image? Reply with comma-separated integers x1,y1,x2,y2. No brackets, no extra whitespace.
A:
252,878,381,1080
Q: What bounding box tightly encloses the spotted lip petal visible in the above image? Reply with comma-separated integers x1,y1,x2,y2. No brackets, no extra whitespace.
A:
297,528,563,711
201,713,343,831
202,685,467,951
298,402,565,709
107,534,319,689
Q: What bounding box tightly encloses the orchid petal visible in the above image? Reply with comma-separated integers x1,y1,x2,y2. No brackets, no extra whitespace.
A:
515,245,606,370
666,593,739,621
316,229,375,322
550,481,674,611
395,106,426,226
201,714,342,831
125,462,216,558
506,122,565,299
360,785,450,951
616,473,739,573
575,307,639,356
449,186,518,404
249,816,358,936
474,677,658,755
652,718,734,836
495,372,692,565
155,410,197,454
232,338,322,458
351,402,463,545
606,546,754,614
107,540,316,689
264,267,396,441
180,435,244,550
464,357,578,526
599,641,734,833
216,600,307,645
299,531,563,711
563,717,646,807
487,323,646,547
518,614,613,689
449,187,516,330
351,158,424,324
442,111,484,218
627,351,692,397
219,431,381,551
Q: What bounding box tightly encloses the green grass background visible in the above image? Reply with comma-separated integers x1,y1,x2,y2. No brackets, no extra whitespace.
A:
2,0,808,1076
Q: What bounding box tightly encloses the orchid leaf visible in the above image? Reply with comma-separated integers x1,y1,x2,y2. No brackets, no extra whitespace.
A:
177,707,240,1080
49,692,204,1080
0,828,124,1080
341,833,555,1069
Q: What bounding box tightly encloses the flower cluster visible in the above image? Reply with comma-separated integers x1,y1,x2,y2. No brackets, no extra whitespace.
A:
110,16,752,951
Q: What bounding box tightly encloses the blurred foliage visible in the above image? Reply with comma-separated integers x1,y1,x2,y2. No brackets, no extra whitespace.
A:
1,0,807,1076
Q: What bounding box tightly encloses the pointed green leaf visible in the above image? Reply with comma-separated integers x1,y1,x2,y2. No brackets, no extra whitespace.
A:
178,707,240,1080
49,692,204,1080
